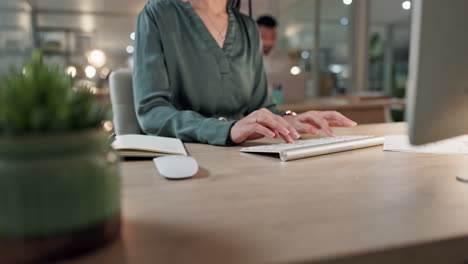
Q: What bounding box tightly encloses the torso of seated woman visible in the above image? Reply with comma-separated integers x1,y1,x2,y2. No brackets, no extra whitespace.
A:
182,0,229,49
146,0,264,119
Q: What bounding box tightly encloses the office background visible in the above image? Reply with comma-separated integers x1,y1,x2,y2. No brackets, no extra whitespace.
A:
0,0,411,107
3,1,468,263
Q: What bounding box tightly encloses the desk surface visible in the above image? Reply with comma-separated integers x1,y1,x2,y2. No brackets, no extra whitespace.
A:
278,97,406,124
278,97,405,112
65,123,468,264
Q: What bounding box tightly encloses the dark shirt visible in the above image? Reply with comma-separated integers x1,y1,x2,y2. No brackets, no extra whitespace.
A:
133,0,280,146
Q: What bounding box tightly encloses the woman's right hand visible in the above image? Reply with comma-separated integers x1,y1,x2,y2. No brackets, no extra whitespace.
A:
229,108,301,144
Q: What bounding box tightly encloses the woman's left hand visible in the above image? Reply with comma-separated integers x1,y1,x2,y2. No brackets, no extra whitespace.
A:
283,111,357,137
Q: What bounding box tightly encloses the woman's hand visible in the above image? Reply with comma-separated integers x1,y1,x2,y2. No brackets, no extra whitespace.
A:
283,111,357,137
229,109,357,144
229,108,301,144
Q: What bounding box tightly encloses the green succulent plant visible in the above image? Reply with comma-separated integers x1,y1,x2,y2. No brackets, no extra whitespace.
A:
0,51,107,135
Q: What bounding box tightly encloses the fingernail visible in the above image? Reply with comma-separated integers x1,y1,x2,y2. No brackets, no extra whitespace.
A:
293,131,301,139
281,128,290,135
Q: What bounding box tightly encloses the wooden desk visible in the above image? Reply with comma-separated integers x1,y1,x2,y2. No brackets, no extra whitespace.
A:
278,97,406,124
64,123,468,264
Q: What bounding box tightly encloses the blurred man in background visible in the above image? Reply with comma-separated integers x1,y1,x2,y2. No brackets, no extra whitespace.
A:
256,15,292,79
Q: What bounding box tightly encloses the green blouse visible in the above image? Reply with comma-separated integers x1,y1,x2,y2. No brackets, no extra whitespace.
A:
133,0,281,146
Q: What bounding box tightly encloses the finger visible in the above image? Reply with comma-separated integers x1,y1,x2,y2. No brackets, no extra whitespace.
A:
281,133,295,144
295,122,319,135
256,110,300,139
251,123,276,139
256,114,294,140
275,115,301,139
273,130,280,138
301,114,335,137
245,110,280,139
328,120,355,127
322,111,357,127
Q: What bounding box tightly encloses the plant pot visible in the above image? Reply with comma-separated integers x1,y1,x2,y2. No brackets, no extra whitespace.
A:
0,129,121,263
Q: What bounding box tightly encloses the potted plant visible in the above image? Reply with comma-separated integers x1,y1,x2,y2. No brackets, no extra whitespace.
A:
0,52,121,263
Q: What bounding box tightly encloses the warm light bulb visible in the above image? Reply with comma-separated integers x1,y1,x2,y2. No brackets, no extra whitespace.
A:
85,65,97,79
329,65,343,74
402,1,411,10
126,45,135,54
102,120,114,132
87,49,106,68
290,66,302,75
66,66,77,78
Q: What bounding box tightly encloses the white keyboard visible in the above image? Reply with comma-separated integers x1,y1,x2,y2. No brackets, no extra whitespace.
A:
240,135,386,161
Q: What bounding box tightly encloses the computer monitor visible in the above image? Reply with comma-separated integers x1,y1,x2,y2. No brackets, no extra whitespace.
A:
407,0,468,145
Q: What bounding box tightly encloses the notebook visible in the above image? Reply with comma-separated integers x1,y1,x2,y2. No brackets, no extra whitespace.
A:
240,135,385,161
112,134,188,158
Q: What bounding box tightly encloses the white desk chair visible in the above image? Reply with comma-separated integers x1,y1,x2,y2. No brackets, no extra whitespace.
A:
109,69,141,135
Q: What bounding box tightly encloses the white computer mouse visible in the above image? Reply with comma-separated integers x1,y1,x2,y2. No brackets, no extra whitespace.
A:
153,155,199,180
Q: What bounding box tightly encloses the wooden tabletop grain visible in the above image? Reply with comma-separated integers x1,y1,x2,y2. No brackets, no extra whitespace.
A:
61,123,468,264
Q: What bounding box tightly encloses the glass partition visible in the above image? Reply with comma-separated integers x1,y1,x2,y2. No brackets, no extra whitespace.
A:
369,0,411,95
318,0,352,95
242,0,353,98
242,0,411,100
